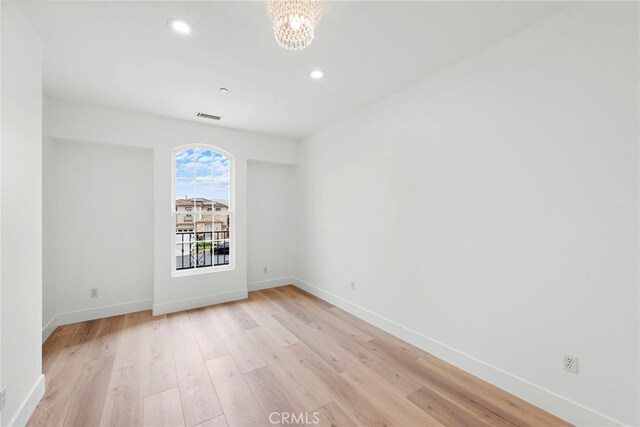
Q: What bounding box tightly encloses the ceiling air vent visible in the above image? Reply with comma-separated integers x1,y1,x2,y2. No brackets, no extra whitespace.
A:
196,112,221,121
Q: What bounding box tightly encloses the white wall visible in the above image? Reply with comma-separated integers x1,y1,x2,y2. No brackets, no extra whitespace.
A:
47,140,154,327
1,2,44,425
46,99,299,316
42,96,56,336
295,3,639,425
247,161,296,289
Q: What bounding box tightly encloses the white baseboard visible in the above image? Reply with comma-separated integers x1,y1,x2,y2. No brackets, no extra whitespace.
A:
248,277,294,291
152,289,247,315
42,299,153,342
290,277,622,427
57,299,152,326
43,288,253,341
7,374,45,427
42,316,58,343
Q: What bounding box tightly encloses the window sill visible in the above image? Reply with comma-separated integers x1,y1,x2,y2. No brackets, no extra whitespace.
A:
172,264,235,278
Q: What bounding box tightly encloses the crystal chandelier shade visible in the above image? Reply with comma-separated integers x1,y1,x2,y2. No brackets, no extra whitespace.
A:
267,0,324,51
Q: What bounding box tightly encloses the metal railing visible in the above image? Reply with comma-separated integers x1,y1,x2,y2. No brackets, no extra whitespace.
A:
176,231,230,270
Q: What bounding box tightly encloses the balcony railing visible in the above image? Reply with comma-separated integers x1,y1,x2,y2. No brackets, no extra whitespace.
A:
176,231,230,270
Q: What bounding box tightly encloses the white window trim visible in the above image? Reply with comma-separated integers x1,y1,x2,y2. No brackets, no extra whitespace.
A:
171,144,235,277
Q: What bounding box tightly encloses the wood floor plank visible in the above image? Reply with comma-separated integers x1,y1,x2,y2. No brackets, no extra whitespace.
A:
213,316,267,374
314,401,357,427
363,338,526,427
226,301,260,330
246,289,288,316
27,325,100,427
63,355,116,427
114,311,150,370
33,323,111,427
407,385,493,427
331,308,426,359
194,414,229,427
100,363,144,427
143,388,185,427
188,307,229,361
171,331,223,426
286,342,399,427
244,325,284,363
282,285,335,310
243,366,304,426
314,314,373,344
167,311,193,336
416,354,570,427
318,324,422,397
274,313,360,373
245,327,334,413
206,354,271,427
49,322,80,338
263,288,320,324
341,364,442,426
209,301,253,333
143,314,178,397
42,323,78,376
75,318,105,347
278,287,373,344
242,302,300,347
84,316,125,361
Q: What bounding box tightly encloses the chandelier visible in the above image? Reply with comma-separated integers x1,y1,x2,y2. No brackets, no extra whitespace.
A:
267,0,324,51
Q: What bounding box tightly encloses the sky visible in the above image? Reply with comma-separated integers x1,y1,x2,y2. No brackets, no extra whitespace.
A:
175,148,230,203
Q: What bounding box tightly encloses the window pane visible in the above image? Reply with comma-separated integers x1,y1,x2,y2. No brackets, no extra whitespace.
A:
175,180,194,203
175,231,194,270
175,149,195,179
194,213,214,240
195,242,214,267
193,181,214,202
194,215,214,268
213,152,230,204
212,152,229,177
194,164,214,182
213,213,231,265
213,240,230,266
192,148,214,180
176,207,195,229
176,148,211,177
213,213,230,241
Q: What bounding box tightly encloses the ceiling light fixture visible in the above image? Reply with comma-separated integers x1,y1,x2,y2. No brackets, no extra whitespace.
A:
219,87,229,93
309,69,324,80
267,0,324,51
167,18,192,36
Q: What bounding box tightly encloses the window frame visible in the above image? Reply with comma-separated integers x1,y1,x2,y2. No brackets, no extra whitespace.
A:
171,144,235,277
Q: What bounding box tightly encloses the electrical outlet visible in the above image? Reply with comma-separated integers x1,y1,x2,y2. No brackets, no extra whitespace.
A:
564,354,579,374
90,288,99,298
263,267,268,274
0,387,6,412
350,281,356,291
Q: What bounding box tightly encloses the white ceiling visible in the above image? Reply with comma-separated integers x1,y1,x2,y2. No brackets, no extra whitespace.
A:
19,1,566,139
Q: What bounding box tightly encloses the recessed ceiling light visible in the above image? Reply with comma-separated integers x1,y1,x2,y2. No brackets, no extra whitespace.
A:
309,69,324,80
167,18,192,36
219,87,229,93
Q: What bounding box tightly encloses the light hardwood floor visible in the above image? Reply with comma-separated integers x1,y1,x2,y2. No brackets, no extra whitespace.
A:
28,285,570,427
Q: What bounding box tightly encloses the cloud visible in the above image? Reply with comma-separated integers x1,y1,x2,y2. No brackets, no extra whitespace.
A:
175,148,231,200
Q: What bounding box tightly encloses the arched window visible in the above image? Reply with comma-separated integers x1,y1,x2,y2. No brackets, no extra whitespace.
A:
173,146,233,274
